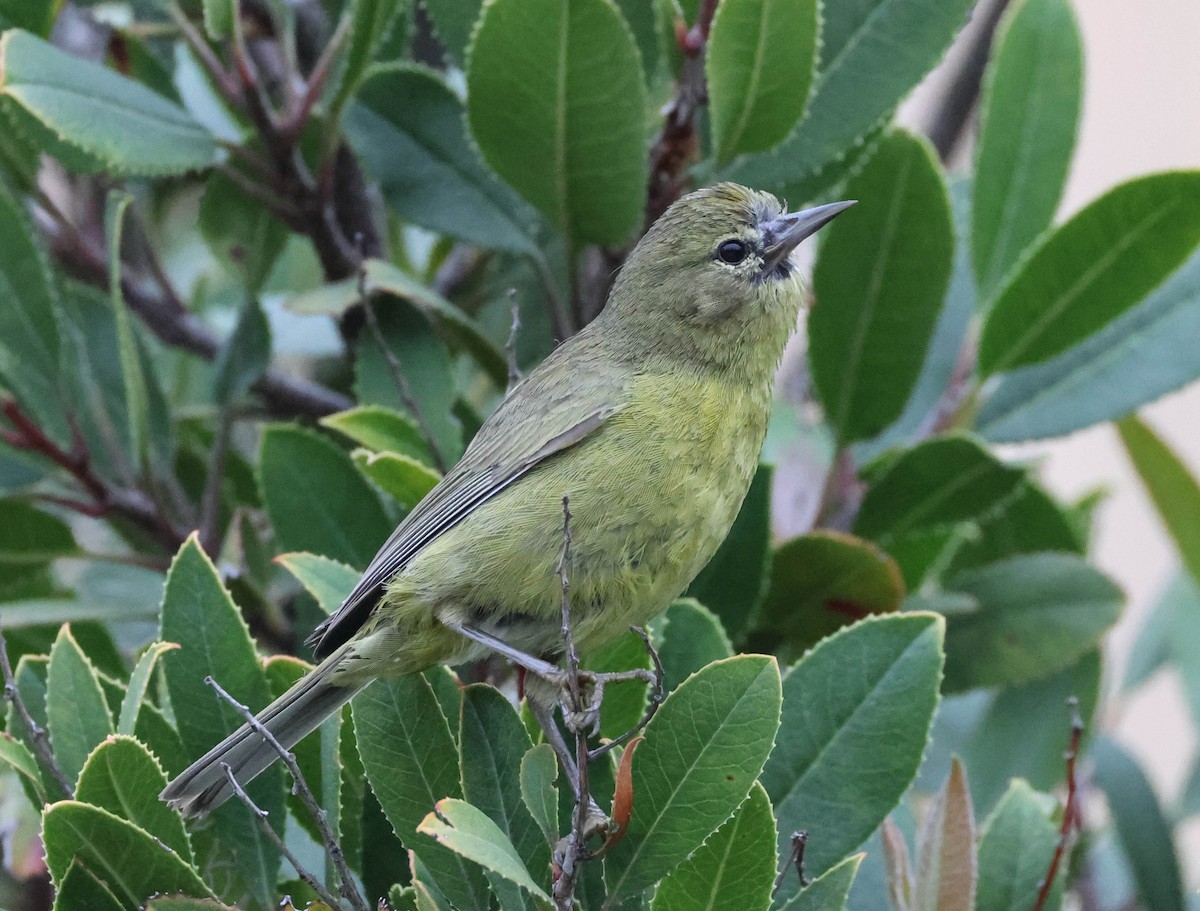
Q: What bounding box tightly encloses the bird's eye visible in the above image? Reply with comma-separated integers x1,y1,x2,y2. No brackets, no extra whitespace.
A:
716,239,749,265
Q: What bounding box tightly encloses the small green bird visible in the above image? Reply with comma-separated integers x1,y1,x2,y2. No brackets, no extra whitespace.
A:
161,183,851,816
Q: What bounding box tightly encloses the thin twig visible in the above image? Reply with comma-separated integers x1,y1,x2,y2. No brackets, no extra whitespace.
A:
356,254,448,472
206,676,368,911
219,763,345,911
505,299,522,395
587,627,664,761
772,831,810,897
0,627,74,799
166,3,241,102
1031,697,1085,911
282,12,351,140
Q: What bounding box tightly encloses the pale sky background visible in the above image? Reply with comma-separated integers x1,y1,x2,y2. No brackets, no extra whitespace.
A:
908,0,1200,880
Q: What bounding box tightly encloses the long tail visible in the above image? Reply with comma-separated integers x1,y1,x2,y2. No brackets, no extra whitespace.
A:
160,649,367,818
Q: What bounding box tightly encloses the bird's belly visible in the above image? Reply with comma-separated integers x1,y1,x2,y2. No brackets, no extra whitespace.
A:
378,372,768,664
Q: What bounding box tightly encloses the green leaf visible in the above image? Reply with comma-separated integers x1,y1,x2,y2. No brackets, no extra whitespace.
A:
321,405,435,465
334,0,408,111
145,900,239,911
117,642,179,735
764,614,944,880
277,552,360,615
0,0,56,35
938,554,1121,692
159,534,283,908
519,743,559,849
347,65,541,255
960,651,1100,815
0,176,67,445
1117,415,1200,589
418,798,551,903
200,0,233,38
42,802,213,905
657,599,733,693
52,859,127,911
755,531,904,660
0,732,45,803
353,673,491,911
1123,576,1185,693
979,172,1200,375
259,425,392,568
810,130,953,445
706,0,818,164
467,0,648,246
0,500,77,563
354,298,463,466
199,169,288,294
972,0,1082,297
104,192,151,466
459,685,549,891
975,781,1062,911
603,655,782,904
583,628,653,741
651,781,777,911
212,298,271,405
687,465,772,639
0,30,218,175
47,625,113,784
853,436,1025,545
76,735,192,862
1092,738,1185,911
353,449,441,509
913,759,975,911
977,250,1200,442
945,479,1082,575
725,0,973,196
422,0,482,63
776,853,863,911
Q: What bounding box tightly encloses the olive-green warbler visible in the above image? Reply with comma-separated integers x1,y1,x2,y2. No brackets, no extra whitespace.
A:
162,183,851,816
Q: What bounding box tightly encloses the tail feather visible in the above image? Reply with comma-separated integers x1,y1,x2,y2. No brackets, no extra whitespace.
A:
160,655,366,818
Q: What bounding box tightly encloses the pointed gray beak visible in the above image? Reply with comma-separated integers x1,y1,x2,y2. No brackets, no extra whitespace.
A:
761,200,856,274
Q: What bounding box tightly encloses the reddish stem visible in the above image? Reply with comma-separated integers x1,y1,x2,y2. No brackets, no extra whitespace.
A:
1032,697,1085,911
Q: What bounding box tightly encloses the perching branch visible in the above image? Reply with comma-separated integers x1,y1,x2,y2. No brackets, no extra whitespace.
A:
206,675,368,911
505,299,523,395
1031,697,1085,911
0,627,75,799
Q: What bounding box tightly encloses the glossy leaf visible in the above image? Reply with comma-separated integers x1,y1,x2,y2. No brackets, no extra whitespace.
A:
777,853,863,911
945,479,1082,574
764,614,944,879
975,781,1062,911
652,781,776,911
726,0,973,197
939,554,1121,692
213,298,271,405
657,598,733,692
353,449,440,509
603,655,783,904
42,801,214,903
199,170,288,294
277,552,360,615
467,0,647,246
46,625,112,784
706,0,818,163
854,436,1025,545
979,172,1200,375
810,130,953,445
105,192,153,468
259,425,392,568
0,30,218,175
334,0,408,111
117,642,179,735
972,0,1083,297
520,743,559,848
159,535,283,907
1117,416,1200,589
423,0,482,63
0,500,77,563
75,735,191,861
756,531,904,658
418,799,551,903
347,65,541,254
0,732,45,803
977,249,1200,442
687,465,772,639
913,759,975,911
321,405,435,465
353,673,491,911
51,859,126,911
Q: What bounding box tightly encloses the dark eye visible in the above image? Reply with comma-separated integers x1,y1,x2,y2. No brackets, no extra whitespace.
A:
716,239,748,264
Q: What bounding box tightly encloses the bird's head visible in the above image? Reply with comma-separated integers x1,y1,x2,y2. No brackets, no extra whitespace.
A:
604,183,853,374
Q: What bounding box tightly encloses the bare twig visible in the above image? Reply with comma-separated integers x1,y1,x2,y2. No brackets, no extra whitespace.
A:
0,627,74,799
505,299,522,394
206,676,368,911
588,626,664,761
356,254,448,472
219,763,344,910
1031,697,1085,911
281,13,352,140
923,0,1015,162
772,831,811,897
